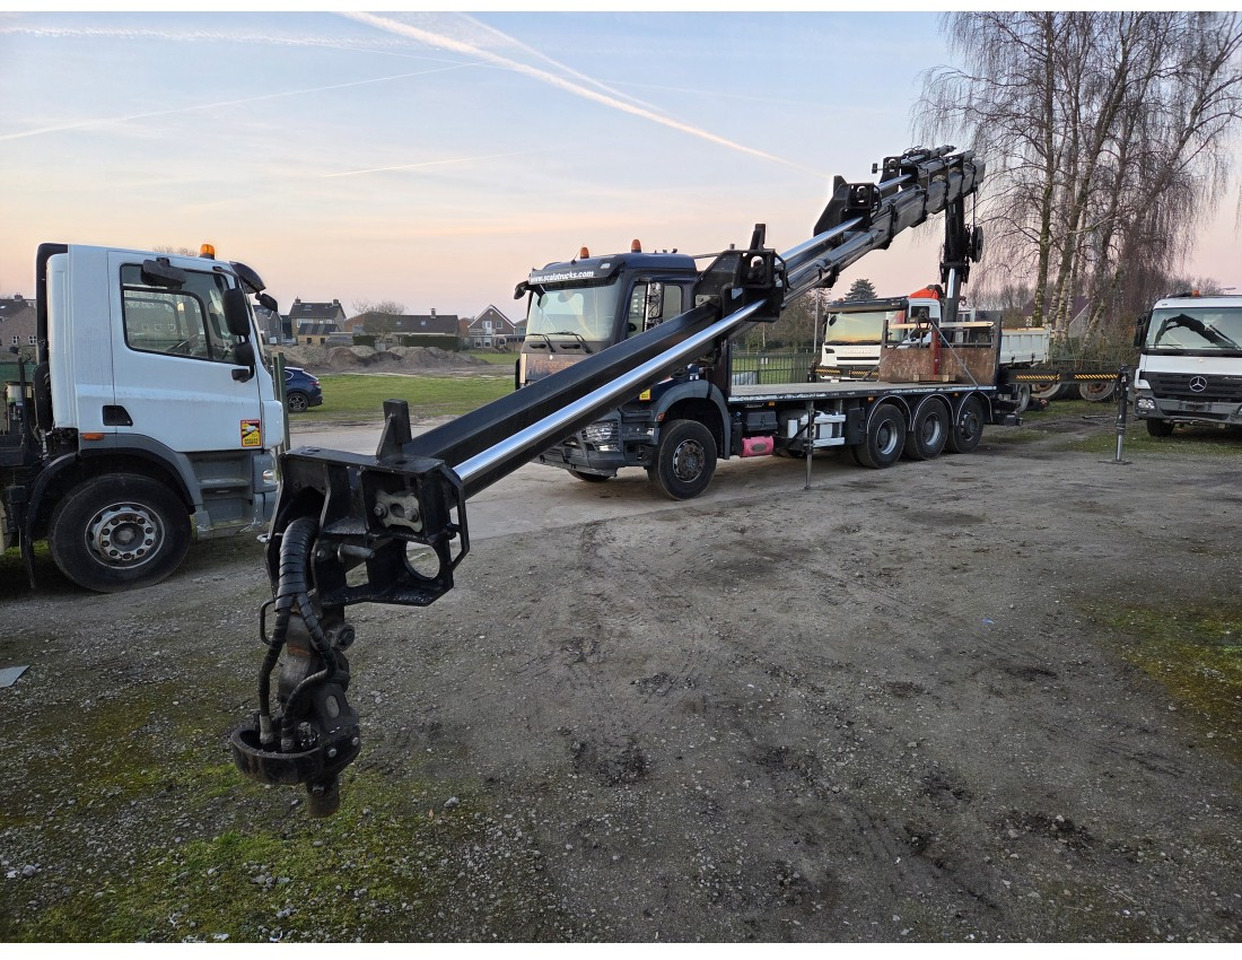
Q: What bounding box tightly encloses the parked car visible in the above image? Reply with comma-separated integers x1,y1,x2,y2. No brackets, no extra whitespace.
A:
284,366,322,413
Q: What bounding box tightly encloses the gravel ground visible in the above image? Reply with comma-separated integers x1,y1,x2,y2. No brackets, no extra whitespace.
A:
0,413,1238,942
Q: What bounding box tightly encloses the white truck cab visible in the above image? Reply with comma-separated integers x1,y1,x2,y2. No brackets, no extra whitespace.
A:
1,242,285,591
1133,293,1242,436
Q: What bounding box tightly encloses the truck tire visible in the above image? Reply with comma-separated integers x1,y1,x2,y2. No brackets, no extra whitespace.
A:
648,419,717,500
855,403,906,468
903,397,950,461
48,474,191,593
1029,379,1061,401
1079,380,1116,402
1146,418,1175,437
1012,383,1032,414
286,391,310,413
947,395,985,453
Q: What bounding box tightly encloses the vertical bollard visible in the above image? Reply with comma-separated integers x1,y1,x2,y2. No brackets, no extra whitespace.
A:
804,400,814,490
1110,365,1131,465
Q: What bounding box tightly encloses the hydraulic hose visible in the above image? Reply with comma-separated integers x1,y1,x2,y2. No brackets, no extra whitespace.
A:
257,516,335,746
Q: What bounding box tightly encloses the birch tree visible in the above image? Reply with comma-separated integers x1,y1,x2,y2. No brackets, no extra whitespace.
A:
916,12,1242,341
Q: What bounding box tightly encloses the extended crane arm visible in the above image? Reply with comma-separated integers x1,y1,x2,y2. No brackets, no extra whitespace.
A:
230,146,984,815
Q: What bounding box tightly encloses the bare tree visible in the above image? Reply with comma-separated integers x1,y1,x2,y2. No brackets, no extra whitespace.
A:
916,12,1242,342
350,299,406,334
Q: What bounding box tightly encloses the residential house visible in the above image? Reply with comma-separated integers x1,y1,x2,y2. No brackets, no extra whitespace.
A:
0,295,37,358
288,298,347,345
392,309,460,348
465,305,520,349
252,305,284,344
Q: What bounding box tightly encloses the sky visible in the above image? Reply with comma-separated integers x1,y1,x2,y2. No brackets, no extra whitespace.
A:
1,7,1240,322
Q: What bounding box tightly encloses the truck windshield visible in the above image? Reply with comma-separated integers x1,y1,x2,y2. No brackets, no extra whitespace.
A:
526,285,620,342
825,310,895,345
1147,306,1242,353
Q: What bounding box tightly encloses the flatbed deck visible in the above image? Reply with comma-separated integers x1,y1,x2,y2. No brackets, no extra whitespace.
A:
729,379,995,404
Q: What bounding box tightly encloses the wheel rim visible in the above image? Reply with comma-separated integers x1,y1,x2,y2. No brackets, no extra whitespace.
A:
876,418,901,457
86,502,163,567
1079,380,1115,401
960,407,982,442
920,411,945,448
288,394,308,412
672,438,705,482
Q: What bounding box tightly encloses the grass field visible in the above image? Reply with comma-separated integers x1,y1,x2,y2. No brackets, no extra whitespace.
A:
294,372,513,423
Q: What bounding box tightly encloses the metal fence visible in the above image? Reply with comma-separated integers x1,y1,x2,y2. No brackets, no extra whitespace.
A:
729,349,817,385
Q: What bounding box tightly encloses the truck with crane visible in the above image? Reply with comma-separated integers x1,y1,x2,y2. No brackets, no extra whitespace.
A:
228,145,1037,816
1131,291,1242,435
514,151,1008,497
0,243,286,592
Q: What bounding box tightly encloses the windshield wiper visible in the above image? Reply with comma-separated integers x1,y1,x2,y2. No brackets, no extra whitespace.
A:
547,331,593,353
523,332,555,351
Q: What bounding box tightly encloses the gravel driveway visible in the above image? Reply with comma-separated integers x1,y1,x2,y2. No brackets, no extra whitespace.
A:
1,413,1238,942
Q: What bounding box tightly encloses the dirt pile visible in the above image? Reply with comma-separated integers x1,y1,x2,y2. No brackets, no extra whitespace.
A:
276,344,494,375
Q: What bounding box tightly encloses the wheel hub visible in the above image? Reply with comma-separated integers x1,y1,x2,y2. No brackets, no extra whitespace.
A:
88,503,161,565
672,440,704,480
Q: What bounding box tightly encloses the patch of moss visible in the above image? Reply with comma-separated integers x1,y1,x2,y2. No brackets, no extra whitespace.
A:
1065,422,1242,458
7,768,571,942
1088,600,1242,762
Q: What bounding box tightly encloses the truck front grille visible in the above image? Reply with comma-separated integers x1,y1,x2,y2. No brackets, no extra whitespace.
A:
1145,372,1242,403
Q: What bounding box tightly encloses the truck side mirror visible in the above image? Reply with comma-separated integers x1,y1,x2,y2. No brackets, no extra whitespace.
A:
1133,312,1150,348
258,292,279,313
223,287,252,339
230,341,256,382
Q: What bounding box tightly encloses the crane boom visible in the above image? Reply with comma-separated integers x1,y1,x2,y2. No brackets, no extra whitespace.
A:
230,146,984,815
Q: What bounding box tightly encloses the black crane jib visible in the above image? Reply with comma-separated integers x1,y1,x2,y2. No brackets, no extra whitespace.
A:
230,146,983,816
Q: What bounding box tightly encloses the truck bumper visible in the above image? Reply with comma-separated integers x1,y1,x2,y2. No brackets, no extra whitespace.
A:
1134,390,1242,425
535,414,655,476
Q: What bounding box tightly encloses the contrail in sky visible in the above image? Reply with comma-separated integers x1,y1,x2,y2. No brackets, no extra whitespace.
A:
323,151,531,178
455,13,665,115
0,64,474,143
345,11,825,178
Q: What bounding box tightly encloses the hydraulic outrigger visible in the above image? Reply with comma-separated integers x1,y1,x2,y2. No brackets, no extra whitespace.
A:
230,146,984,815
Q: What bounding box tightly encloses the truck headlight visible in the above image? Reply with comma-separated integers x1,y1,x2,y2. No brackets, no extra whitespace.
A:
583,421,619,445
1135,396,1155,413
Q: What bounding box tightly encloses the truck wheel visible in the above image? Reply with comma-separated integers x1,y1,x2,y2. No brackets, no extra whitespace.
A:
1030,379,1061,401
48,474,191,593
904,398,950,461
855,403,906,468
1012,383,1032,414
947,395,985,453
286,391,310,413
648,419,717,500
1146,418,1175,437
1079,380,1116,402
568,469,613,483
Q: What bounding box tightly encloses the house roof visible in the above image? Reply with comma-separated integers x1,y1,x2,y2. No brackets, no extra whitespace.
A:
0,296,35,324
391,313,459,336
288,299,346,321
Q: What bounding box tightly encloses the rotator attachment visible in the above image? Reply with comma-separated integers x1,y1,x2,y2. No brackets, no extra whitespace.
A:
230,516,362,817
231,401,471,816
